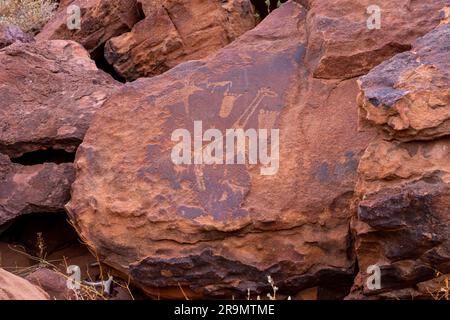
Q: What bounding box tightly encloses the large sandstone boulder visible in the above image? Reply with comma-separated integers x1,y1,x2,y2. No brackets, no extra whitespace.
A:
0,40,119,158
350,22,450,299
104,0,256,81
67,2,375,299
0,268,49,300
305,0,448,79
37,0,142,55
358,23,450,141
0,154,74,227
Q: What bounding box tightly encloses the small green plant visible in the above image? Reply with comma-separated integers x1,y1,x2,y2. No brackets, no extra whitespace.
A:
0,0,57,34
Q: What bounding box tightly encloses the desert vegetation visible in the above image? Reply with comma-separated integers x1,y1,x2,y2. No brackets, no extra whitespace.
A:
0,0,57,33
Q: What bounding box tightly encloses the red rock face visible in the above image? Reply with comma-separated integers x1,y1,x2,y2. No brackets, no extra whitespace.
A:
66,2,375,299
37,0,143,54
349,22,450,299
0,39,117,231
104,0,256,81
358,23,450,141
0,40,119,158
37,0,256,82
0,24,34,49
26,268,72,300
305,0,447,79
0,154,74,226
0,268,49,300
1,0,448,301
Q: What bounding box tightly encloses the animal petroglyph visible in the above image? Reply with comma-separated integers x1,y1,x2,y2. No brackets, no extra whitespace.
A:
258,109,278,129
234,87,278,129
208,81,242,118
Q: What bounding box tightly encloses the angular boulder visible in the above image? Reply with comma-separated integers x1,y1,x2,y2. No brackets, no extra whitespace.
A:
0,268,49,300
351,139,450,298
306,0,448,79
26,268,73,300
0,24,33,49
350,23,450,299
0,154,75,227
358,23,450,141
104,0,256,81
0,40,119,158
37,0,142,55
67,2,375,299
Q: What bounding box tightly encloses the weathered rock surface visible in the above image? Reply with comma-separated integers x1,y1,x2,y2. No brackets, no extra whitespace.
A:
26,268,72,300
104,0,256,81
358,23,450,141
306,0,449,79
0,24,34,49
67,2,375,299
37,0,142,55
0,154,74,227
350,23,450,299
0,268,49,300
347,273,450,300
0,40,119,158
349,138,450,298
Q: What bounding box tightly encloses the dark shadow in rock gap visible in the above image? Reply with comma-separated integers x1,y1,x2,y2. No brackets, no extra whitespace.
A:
10,148,76,166
91,43,126,83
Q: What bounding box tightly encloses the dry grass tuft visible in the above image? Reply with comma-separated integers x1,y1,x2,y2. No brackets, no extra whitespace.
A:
6,231,134,300
429,271,450,300
0,0,57,34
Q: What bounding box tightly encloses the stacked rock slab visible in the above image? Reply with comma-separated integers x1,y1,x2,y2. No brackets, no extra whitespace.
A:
37,0,142,55
358,22,450,141
0,40,119,157
305,0,448,79
0,154,74,227
104,0,256,81
66,2,376,299
0,40,119,228
350,22,450,298
37,0,256,82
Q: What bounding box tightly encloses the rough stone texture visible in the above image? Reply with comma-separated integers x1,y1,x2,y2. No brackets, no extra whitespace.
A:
67,2,375,299
351,138,450,297
357,139,450,196
104,0,256,81
0,268,49,300
37,0,142,55
0,24,34,49
347,273,450,300
0,40,119,158
350,23,450,299
0,154,75,227
26,268,73,300
306,0,449,79
358,23,450,141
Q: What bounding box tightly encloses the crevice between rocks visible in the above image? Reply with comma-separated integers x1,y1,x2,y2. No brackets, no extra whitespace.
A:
88,2,146,83
0,212,80,258
11,148,75,166
0,211,146,300
91,43,126,83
